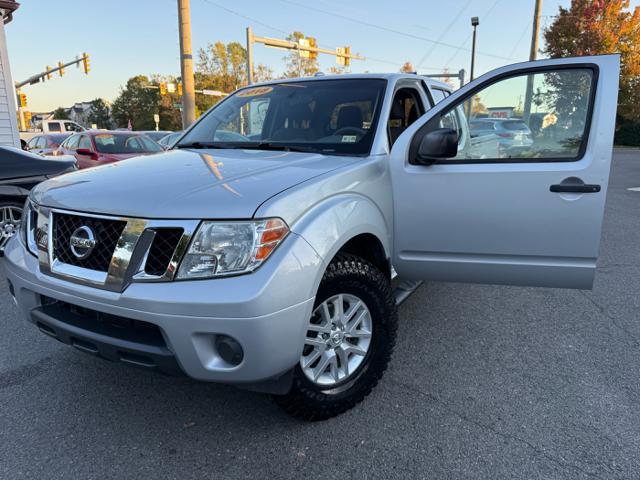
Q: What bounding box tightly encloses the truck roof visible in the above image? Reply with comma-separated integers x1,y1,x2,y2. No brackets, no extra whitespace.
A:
253,73,454,92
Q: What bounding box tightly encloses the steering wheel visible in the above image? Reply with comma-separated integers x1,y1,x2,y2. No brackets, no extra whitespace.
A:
334,126,366,136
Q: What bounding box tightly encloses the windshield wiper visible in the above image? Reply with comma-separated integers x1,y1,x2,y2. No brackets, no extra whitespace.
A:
240,142,317,153
174,141,227,149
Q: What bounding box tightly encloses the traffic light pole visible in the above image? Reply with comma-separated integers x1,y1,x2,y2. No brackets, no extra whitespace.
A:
423,69,466,89
245,29,365,85
14,54,90,132
15,55,89,89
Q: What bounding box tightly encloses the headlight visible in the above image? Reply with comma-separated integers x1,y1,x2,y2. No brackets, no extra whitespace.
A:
176,218,289,279
20,199,39,257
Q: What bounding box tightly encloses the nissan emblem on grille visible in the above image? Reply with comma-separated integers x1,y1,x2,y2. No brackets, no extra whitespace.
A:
69,226,97,259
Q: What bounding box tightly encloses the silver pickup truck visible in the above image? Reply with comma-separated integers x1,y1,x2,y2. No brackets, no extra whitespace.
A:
3,55,619,420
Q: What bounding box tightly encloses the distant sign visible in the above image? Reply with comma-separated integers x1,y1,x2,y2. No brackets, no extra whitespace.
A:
488,107,515,119
202,89,224,97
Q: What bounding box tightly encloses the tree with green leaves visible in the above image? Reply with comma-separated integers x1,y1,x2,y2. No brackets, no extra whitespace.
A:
283,32,319,78
196,41,247,113
86,98,111,129
51,107,70,120
111,75,159,130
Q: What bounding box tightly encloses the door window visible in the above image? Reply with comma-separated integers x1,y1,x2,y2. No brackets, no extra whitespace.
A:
65,134,80,150
430,88,449,103
419,68,595,162
64,122,83,132
36,137,47,149
48,122,62,132
388,87,425,146
27,137,40,149
78,135,92,150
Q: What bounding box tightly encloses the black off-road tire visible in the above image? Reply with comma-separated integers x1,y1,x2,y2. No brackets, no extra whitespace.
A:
274,253,398,421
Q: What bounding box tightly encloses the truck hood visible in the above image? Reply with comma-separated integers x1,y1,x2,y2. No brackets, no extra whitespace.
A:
32,148,356,219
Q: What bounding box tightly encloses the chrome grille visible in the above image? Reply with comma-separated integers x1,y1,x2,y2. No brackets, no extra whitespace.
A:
53,212,126,272
144,228,184,276
35,207,200,292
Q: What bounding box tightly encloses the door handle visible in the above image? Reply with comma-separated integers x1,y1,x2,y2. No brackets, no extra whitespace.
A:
550,184,601,193
550,177,600,194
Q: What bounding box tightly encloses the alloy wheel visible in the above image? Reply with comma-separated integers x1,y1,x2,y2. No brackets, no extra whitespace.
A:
0,205,22,252
300,293,373,386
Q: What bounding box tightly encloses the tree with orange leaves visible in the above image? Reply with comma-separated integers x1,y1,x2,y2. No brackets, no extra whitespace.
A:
544,0,640,121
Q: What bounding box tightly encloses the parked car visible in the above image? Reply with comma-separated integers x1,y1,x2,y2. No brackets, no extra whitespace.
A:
20,119,84,149
140,130,173,142
56,130,164,169
3,55,619,420
157,131,182,149
25,133,71,156
0,146,76,253
470,118,534,155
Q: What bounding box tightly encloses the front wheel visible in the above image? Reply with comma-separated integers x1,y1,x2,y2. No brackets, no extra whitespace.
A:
0,200,23,253
275,253,398,420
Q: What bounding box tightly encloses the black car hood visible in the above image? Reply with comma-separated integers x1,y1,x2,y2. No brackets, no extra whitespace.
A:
0,146,76,180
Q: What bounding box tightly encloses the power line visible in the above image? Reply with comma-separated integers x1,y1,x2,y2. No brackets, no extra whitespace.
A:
416,0,474,68
277,0,514,61
442,0,503,69
508,17,534,59
198,0,470,73
198,0,446,72
198,0,289,36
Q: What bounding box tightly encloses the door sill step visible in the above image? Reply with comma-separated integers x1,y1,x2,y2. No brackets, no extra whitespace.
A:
393,279,423,305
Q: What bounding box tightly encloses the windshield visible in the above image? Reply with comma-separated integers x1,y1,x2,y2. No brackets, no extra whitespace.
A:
93,133,163,154
178,79,387,155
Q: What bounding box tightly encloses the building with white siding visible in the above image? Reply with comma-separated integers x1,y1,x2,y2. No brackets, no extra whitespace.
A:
0,1,19,148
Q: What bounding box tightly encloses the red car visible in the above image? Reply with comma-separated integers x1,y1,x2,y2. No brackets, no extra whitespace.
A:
56,131,163,169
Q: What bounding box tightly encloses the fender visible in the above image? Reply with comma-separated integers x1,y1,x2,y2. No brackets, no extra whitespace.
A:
285,193,392,295
0,184,30,198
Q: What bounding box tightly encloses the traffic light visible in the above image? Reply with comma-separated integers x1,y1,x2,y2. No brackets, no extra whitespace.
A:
159,82,167,95
23,111,32,126
298,38,310,59
343,46,351,67
307,37,317,60
46,66,52,80
82,53,90,74
17,92,27,108
177,83,183,96
58,61,65,77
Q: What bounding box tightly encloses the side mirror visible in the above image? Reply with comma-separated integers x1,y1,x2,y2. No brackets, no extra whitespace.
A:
76,148,98,160
415,128,458,165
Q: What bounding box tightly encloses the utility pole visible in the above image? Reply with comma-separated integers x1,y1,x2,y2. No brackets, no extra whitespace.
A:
177,0,196,127
246,27,254,85
470,17,479,81
523,0,543,122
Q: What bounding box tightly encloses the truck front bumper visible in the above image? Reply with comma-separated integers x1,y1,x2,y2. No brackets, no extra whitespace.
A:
2,233,323,386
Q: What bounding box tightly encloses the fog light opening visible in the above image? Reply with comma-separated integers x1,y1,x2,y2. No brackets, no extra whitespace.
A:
215,335,244,366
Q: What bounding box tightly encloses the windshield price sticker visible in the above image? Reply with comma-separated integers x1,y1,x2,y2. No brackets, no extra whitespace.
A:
237,86,273,97
341,135,357,143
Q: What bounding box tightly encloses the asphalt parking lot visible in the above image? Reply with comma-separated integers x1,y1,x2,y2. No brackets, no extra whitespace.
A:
1,149,639,479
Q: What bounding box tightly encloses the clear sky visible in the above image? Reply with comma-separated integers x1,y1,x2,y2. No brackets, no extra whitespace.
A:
6,0,639,112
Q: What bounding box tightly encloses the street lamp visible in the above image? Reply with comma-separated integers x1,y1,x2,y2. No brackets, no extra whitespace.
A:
470,16,479,81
